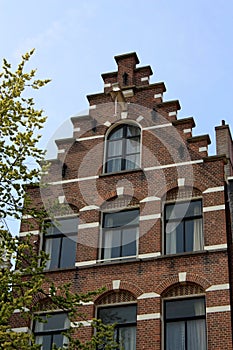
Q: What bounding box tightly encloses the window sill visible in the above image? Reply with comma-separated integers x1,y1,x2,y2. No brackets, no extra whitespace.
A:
99,168,143,177
43,266,77,273
96,256,138,266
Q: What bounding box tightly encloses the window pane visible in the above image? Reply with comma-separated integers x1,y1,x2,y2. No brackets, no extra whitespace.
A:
106,158,122,172
166,222,183,254
109,127,123,140
53,333,65,348
166,298,205,320
98,305,136,324
166,321,185,350
122,228,137,256
105,229,121,259
108,140,123,157
127,125,140,137
35,334,51,349
45,237,60,269
119,326,136,350
104,210,139,228
126,138,140,155
166,201,202,220
125,154,139,170
60,236,76,268
46,218,78,235
35,313,68,332
187,319,206,350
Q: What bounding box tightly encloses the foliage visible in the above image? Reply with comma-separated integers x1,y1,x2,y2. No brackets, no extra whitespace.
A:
0,51,118,349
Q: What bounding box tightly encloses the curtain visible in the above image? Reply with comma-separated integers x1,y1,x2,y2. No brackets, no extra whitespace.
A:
166,222,177,254
103,230,113,260
166,321,185,350
193,217,203,251
119,326,136,350
187,319,206,350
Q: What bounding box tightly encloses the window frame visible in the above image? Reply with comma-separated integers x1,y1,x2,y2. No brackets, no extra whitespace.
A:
99,208,139,262
164,198,203,255
97,303,137,349
42,216,78,270
104,123,141,174
33,311,69,349
163,296,207,350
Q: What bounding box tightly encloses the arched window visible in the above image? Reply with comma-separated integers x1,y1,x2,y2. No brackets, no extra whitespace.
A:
163,284,207,350
105,124,141,173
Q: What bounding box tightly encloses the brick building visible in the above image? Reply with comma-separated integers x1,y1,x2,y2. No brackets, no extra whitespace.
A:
17,52,233,349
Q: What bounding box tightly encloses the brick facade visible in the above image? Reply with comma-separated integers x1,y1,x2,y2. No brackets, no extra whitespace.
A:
17,52,233,349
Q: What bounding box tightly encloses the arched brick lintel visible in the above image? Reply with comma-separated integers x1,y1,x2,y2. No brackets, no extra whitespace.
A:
94,281,143,303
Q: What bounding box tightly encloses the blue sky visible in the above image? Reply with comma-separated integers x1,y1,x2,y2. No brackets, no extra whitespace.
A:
1,0,233,158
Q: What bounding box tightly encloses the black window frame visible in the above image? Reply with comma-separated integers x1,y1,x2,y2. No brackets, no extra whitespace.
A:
105,124,141,173
33,312,69,349
101,208,139,261
43,217,78,270
164,297,207,350
164,199,203,255
97,304,137,350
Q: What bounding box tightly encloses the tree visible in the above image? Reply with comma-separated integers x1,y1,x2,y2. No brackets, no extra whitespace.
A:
0,51,119,349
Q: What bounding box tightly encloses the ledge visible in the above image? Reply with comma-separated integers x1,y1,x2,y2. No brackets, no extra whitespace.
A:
99,168,143,177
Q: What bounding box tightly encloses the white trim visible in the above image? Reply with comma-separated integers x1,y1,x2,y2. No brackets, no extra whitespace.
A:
204,244,227,251
121,112,128,119
154,93,162,99
183,128,192,134
104,83,111,88
22,215,33,219
137,313,160,321
73,127,80,132
144,159,203,172
179,272,187,282
78,222,99,229
75,260,97,267
49,175,99,185
168,111,177,117
97,255,137,263
80,205,99,212
206,284,230,291
57,149,65,154
122,89,134,97
199,146,207,152
203,186,224,193
136,115,144,123
138,292,160,299
143,123,172,130
104,121,111,127
79,301,94,305
58,195,65,204
89,105,96,109
76,135,104,142
228,176,233,180
138,252,161,259
203,204,225,212
71,320,92,327
206,305,231,313
19,230,39,237
140,196,161,202
112,280,121,290
11,327,29,333
139,214,161,221
178,178,185,187
141,76,149,82
116,187,124,196
14,308,30,313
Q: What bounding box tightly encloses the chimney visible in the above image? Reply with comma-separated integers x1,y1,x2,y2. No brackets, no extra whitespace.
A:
215,121,233,176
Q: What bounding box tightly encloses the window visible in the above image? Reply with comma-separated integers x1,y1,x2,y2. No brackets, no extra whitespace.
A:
34,313,69,349
165,200,203,254
43,217,78,269
105,124,140,173
164,297,206,350
101,209,139,260
98,305,137,350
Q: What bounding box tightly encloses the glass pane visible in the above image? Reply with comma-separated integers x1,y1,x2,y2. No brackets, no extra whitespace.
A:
35,313,68,332
35,334,51,349
106,229,121,259
185,220,194,252
187,319,206,350
122,228,137,256
98,305,136,324
125,154,139,170
108,140,123,157
166,222,183,254
53,333,65,348
45,237,60,269
104,210,139,228
46,218,78,235
166,321,185,350
166,201,201,220
106,158,122,173
127,125,140,137
119,326,136,350
166,298,205,320
60,236,76,268
126,138,140,155
108,127,123,140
